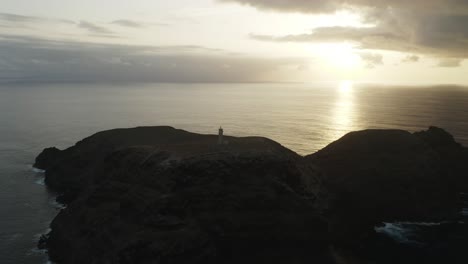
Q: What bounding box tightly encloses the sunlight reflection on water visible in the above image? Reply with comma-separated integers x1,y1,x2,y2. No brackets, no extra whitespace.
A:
328,81,359,143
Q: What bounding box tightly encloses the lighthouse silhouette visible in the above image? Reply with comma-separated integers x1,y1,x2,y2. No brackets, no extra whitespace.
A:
218,127,224,145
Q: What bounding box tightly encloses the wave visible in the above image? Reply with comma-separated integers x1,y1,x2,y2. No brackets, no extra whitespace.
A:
374,223,419,244
374,221,459,245
391,222,443,226
30,165,46,174
27,248,55,264
49,199,67,210
31,164,47,185
35,177,45,186
33,228,51,242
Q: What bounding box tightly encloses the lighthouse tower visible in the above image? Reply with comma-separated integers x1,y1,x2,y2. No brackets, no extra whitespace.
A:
218,127,224,145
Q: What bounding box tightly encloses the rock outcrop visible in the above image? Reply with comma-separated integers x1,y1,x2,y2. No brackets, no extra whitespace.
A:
35,127,330,264
34,126,468,263
34,147,61,171
306,128,466,243
415,126,468,190
34,126,301,203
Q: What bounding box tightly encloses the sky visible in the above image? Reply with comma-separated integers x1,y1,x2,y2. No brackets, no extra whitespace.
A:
1,0,468,84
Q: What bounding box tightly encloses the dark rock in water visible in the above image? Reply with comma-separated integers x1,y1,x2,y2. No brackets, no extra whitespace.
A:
35,126,468,263
37,127,330,264
306,128,466,243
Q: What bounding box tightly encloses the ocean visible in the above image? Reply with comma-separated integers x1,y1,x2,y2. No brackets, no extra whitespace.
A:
1,82,468,263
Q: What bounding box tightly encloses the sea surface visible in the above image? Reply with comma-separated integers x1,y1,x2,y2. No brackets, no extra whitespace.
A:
1,82,468,263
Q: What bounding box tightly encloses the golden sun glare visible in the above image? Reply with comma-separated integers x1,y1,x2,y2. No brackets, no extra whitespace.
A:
313,43,361,70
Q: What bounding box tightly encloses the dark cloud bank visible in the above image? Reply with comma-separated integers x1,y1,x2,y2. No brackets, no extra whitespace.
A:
0,35,303,83
223,0,468,62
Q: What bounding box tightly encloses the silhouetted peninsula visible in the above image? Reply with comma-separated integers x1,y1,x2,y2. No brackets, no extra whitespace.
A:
34,126,468,264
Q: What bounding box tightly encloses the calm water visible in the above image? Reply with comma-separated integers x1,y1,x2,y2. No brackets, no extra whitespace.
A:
1,82,468,263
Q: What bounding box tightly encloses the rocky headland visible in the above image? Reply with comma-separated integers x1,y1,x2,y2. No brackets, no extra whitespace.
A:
34,126,468,264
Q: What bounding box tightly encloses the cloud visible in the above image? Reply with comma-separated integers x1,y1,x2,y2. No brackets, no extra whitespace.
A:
219,0,339,13
0,12,75,26
226,0,468,61
0,13,40,23
358,52,383,68
0,13,50,29
402,55,420,63
78,21,113,35
0,13,116,38
438,58,463,67
250,26,403,45
60,19,77,25
111,20,143,28
219,0,468,15
0,35,305,83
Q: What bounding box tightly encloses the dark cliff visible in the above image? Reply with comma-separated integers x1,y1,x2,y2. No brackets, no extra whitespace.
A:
306,128,467,243
35,127,330,264
35,126,468,263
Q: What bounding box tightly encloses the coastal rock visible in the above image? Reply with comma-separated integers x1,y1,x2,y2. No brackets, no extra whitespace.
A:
306,128,465,243
35,126,468,263
38,127,330,264
35,126,299,203
414,126,468,189
414,126,460,148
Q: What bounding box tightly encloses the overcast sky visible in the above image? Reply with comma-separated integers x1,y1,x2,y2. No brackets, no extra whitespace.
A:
1,0,468,84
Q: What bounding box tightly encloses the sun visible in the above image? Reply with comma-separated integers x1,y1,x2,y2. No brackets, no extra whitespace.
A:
314,43,361,70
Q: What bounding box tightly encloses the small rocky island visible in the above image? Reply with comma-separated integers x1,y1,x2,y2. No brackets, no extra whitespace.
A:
34,126,468,264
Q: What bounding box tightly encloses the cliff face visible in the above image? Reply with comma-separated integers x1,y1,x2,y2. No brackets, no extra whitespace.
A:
35,126,468,263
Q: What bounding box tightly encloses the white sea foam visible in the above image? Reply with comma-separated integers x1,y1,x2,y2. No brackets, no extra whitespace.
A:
27,247,56,264
33,233,42,241
31,165,45,174
49,199,67,210
375,223,415,244
27,248,47,256
397,222,444,226
35,177,46,186
374,222,447,244
33,228,51,241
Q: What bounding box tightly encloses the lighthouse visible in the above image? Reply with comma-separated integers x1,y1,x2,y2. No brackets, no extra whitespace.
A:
218,127,224,145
